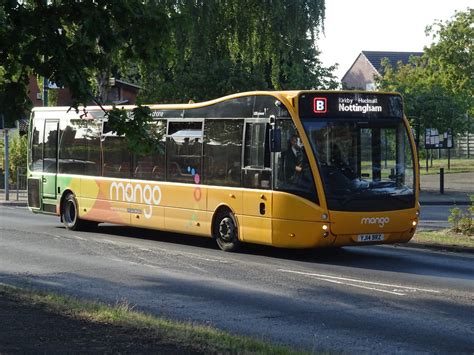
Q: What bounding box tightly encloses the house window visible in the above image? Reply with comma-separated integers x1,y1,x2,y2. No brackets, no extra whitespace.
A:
107,87,120,102
366,83,376,91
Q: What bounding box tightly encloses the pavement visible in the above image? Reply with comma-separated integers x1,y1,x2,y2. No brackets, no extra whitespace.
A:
419,171,473,205
1,172,472,207
0,190,27,207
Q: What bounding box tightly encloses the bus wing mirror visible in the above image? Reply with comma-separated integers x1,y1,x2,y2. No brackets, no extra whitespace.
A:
270,128,281,152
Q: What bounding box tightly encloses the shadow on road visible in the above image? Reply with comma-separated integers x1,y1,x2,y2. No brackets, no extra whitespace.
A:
0,268,473,353
55,223,474,282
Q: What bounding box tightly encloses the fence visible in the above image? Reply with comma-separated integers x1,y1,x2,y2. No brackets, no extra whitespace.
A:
1,166,27,201
456,133,474,159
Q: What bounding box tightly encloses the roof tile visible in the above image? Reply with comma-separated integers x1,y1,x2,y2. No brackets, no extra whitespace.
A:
362,51,423,73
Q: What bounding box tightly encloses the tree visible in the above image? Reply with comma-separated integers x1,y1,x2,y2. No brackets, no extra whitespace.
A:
425,8,473,101
376,8,473,136
0,133,27,184
377,57,467,136
1,1,336,153
134,0,338,103
1,0,169,153
9,133,27,180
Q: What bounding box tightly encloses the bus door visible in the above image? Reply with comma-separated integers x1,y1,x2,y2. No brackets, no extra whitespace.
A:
41,120,59,201
241,120,273,245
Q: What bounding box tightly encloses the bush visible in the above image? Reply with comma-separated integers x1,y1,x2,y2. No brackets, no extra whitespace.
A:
9,134,28,179
0,133,28,185
448,196,474,236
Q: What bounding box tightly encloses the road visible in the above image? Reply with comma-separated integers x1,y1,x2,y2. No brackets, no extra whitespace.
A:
419,204,471,231
419,205,452,230
1,206,473,353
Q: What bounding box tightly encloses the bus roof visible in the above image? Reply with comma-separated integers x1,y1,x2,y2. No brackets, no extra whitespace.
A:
31,90,401,113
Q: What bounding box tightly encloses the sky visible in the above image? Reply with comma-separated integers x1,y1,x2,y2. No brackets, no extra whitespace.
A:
318,1,472,80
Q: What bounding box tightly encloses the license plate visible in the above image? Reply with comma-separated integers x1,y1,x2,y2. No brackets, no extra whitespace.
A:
357,233,384,242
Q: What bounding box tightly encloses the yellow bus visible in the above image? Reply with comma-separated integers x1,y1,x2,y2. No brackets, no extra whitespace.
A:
27,91,419,251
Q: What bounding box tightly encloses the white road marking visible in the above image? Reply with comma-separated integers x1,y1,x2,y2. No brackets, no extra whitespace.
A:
109,257,144,267
137,247,153,252
314,277,406,296
70,235,88,241
278,269,441,295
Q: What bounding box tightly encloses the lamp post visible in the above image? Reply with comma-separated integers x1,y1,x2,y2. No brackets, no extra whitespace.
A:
2,113,9,201
43,77,49,107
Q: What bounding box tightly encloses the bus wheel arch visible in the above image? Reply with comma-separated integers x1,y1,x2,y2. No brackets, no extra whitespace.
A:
60,191,96,231
211,206,241,252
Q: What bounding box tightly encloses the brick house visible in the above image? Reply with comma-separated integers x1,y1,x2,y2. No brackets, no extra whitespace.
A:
1,76,140,133
1,76,141,184
27,76,140,108
341,51,423,90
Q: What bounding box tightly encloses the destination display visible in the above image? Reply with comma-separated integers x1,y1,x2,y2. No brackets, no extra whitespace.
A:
298,92,404,120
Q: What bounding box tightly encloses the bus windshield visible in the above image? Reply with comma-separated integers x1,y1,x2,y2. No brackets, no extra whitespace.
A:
302,119,415,212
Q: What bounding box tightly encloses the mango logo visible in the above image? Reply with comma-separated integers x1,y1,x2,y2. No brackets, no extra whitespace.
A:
110,182,162,219
360,216,390,228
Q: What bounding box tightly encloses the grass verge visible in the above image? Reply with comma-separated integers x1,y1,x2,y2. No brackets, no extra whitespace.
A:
413,229,474,248
418,158,474,175
0,284,304,355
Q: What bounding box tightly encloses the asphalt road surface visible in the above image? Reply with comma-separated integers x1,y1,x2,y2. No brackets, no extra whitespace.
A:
418,204,471,231
419,205,452,230
1,206,473,353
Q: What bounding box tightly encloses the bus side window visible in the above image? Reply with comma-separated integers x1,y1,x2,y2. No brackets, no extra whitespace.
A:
43,121,58,173
59,119,86,175
167,121,203,183
30,119,44,172
102,134,131,179
132,121,166,181
204,119,243,187
274,119,318,204
243,122,271,189
58,117,101,176
84,121,101,176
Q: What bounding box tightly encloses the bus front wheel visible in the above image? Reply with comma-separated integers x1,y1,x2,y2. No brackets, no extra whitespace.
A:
213,210,241,252
61,193,97,231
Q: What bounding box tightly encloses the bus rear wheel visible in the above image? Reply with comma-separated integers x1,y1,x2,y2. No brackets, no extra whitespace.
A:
213,210,241,252
61,193,97,231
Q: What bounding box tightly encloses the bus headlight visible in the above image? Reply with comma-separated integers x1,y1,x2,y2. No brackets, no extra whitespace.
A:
412,220,417,226
322,224,329,237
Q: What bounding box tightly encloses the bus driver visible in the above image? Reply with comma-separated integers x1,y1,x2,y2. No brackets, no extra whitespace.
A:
283,135,303,184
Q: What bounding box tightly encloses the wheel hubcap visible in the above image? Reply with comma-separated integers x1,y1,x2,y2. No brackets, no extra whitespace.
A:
219,217,235,242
